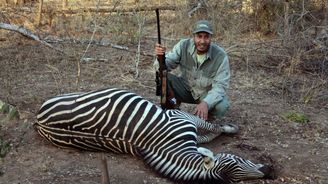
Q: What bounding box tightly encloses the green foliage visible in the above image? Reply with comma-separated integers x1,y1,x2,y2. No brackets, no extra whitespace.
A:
283,111,310,124
0,137,11,158
0,100,19,120
7,108,19,120
0,101,10,114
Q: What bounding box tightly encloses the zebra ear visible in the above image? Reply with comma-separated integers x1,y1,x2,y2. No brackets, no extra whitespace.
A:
197,147,215,170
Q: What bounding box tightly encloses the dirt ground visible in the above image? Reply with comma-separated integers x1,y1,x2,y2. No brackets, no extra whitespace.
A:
0,30,327,184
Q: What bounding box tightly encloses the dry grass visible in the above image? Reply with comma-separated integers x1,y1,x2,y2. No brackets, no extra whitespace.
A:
1,0,327,105
1,2,328,183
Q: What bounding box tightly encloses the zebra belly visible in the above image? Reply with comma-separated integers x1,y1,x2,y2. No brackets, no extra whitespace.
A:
35,88,168,156
35,123,139,155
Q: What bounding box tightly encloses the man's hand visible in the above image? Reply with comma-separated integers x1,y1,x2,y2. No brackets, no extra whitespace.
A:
155,43,166,56
194,101,209,120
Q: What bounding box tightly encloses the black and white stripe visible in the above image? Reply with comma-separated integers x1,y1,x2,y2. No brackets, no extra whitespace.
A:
35,87,275,183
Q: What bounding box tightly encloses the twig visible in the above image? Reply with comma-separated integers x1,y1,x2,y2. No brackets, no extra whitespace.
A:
81,58,108,62
44,36,155,58
44,37,129,51
100,153,110,184
188,2,202,17
225,44,239,53
134,10,146,78
144,35,179,42
77,24,97,86
296,0,308,22
45,63,61,94
76,0,101,87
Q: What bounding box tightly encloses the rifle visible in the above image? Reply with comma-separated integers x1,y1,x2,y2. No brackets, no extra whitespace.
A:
155,8,176,110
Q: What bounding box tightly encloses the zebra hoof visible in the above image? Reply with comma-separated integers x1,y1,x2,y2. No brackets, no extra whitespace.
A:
258,165,277,180
220,123,239,134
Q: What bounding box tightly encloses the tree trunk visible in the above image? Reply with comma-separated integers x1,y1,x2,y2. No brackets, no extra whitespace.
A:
37,0,43,26
62,0,68,10
14,0,25,5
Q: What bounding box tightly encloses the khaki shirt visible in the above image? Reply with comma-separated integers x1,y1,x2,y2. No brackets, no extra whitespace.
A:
157,38,230,109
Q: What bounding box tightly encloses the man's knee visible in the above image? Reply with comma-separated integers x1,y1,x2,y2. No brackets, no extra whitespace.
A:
209,96,230,118
167,73,196,104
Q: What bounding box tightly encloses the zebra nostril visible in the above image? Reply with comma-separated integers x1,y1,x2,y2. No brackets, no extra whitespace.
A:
258,165,277,180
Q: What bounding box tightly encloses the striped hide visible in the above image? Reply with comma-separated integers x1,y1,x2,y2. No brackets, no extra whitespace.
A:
35,87,275,183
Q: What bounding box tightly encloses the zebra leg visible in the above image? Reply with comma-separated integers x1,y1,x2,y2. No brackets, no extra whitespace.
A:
194,119,239,134
216,123,239,134
196,132,221,144
196,123,239,143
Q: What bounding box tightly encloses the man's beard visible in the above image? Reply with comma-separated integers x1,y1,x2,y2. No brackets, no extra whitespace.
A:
196,43,209,54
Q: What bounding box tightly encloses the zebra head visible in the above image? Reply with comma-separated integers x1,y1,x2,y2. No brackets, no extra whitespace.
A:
197,147,276,183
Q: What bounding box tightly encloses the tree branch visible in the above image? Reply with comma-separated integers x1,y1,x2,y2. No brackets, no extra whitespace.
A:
0,22,64,54
54,5,178,14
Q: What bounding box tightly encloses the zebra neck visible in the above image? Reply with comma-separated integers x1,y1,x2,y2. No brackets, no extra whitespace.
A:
139,145,219,181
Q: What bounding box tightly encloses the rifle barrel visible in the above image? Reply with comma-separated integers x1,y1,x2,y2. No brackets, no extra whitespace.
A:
156,8,161,44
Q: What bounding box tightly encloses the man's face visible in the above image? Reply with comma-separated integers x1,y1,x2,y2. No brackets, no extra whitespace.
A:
193,32,211,54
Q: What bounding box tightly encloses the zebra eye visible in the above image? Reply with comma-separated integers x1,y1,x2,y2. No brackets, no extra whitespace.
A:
203,156,215,170
197,147,215,170
204,157,211,164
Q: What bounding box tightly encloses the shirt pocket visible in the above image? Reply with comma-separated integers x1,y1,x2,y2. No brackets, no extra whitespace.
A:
200,64,216,78
199,75,212,90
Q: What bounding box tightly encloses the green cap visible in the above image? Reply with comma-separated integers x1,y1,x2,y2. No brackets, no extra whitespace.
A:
192,20,213,35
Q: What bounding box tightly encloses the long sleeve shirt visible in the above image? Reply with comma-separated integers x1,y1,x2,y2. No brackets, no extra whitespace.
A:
162,38,230,109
